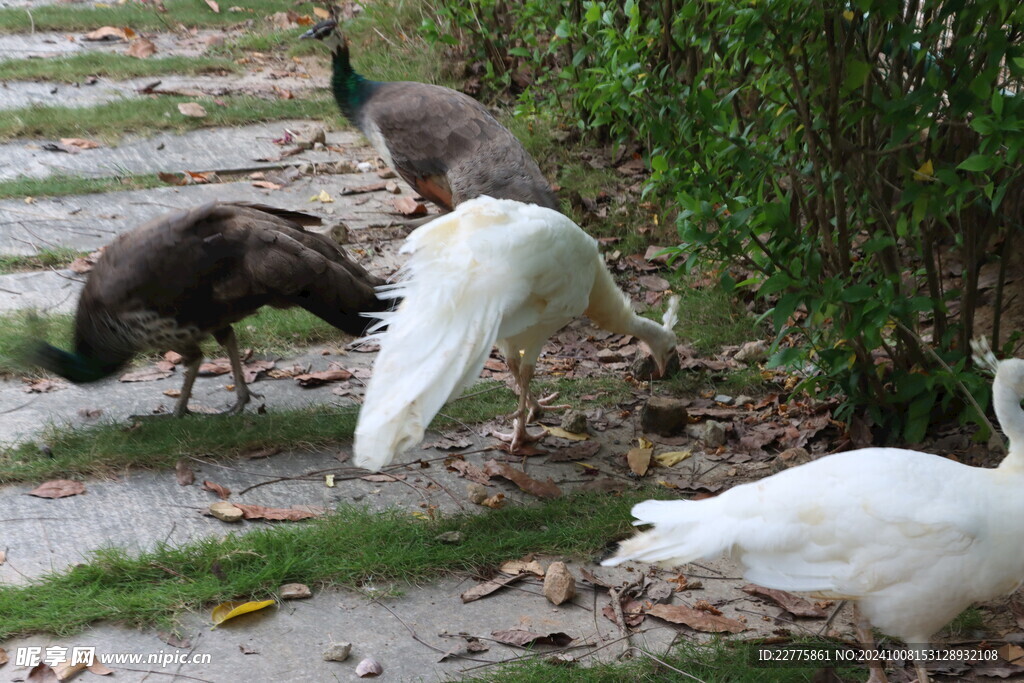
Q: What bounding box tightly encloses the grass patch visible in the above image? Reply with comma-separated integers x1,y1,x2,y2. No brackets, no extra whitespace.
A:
0,248,88,274
670,281,764,355
0,0,310,33
0,94,337,142
0,381,516,483
0,173,164,201
0,374,632,483
0,490,653,639
0,53,235,83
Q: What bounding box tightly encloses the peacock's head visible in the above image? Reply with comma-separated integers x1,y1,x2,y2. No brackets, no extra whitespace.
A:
300,19,347,52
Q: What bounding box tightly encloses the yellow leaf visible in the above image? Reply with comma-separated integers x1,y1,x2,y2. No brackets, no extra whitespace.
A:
657,480,679,489
627,447,653,477
574,462,598,470
914,159,935,181
637,437,653,449
654,450,692,467
310,189,334,203
542,426,588,441
325,474,335,488
211,599,275,627
411,511,431,520
842,10,854,20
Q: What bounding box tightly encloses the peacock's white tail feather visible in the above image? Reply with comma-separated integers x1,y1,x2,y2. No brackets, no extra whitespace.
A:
353,196,599,471
602,498,734,568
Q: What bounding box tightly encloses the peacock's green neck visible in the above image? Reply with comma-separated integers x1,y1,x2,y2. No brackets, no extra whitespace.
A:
330,46,376,122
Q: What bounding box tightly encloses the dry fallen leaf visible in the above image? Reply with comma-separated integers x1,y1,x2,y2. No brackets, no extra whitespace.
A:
233,503,321,521
85,661,113,676
0,646,6,666
741,584,828,618
27,479,85,499
0,550,5,566
204,0,220,12
26,662,59,682
360,473,406,483
211,599,275,626
310,189,334,203
647,603,746,633
295,368,353,386
178,102,207,117
446,459,491,486
654,450,692,467
601,598,646,627
491,630,573,648
82,26,126,41
499,557,545,576
21,378,62,393
312,6,331,18
126,36,157,58
626,446,653,477
542,426,589,441
202,480,231,500
483,459,561,499
252,180,282,190
480,493,505,508
393,196,427,215
175,460,195,486
119,360,175,382
60,137,101,150
461,572,526,603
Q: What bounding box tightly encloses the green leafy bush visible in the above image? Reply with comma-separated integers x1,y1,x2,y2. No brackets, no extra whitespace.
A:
430,0,1024,441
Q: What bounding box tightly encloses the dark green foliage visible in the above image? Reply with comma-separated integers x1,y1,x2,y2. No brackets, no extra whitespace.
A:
431,0,1023,441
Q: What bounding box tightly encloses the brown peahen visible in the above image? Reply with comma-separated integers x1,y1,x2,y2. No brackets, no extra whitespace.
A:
301,19,558,212
28,201,387,416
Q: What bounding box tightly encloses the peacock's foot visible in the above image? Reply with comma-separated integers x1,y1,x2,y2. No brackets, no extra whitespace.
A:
526,392,571,422
492,417,546,453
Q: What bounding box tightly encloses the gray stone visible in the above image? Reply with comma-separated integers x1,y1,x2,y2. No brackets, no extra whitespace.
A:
630,348,680,381
323,642,352,662
714,394,734,405
640,396,688,436
280,583,313,600
699,420,727,447
543,561,576,605
560,410,588,434
435,531,464,544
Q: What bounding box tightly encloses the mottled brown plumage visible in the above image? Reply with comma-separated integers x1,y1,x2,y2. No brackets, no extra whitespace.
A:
29,201,386,416
302,19,558,212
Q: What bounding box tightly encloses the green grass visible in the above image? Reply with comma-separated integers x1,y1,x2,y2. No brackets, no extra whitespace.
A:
0,53,236,83
0,173,164,201
0,373,634,483
475,638,866,682
943,607,986,638
0,491,654,639
0,248,88,274
0,380,515,483
0,0,312,33
0,94,337,142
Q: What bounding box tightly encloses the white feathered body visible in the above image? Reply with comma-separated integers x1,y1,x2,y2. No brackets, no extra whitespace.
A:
354,198,600,471
606,448,1024,644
